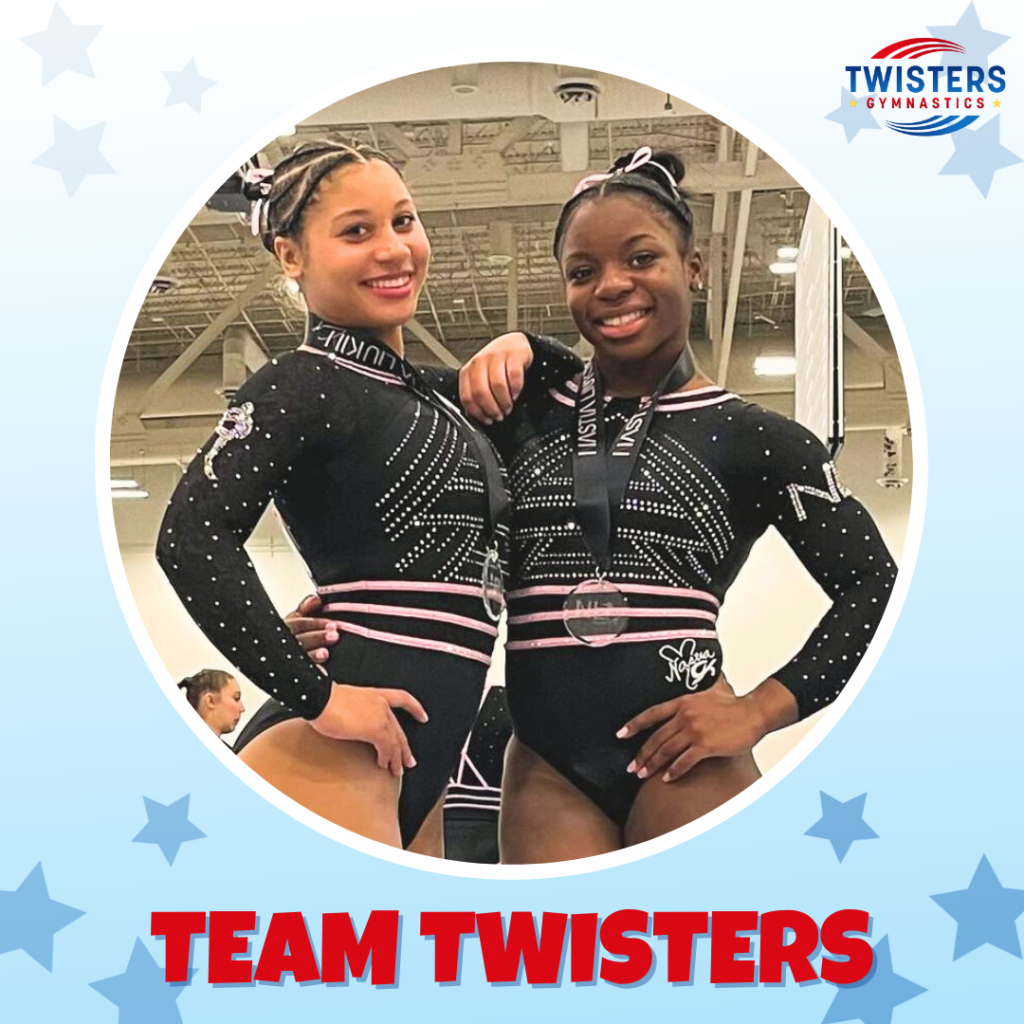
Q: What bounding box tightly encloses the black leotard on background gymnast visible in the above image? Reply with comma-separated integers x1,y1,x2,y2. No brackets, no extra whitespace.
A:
443,683,511,863
157,317,576,846
491,367,896,827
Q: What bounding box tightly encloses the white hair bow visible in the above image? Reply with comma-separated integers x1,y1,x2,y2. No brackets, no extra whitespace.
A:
245,166,274,238
570,146,679,198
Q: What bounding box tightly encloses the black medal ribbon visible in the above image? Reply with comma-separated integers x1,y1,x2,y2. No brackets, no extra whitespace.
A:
571,349,696,577
305,317,508,613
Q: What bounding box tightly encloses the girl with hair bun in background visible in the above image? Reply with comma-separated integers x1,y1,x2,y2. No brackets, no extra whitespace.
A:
178,669,245,740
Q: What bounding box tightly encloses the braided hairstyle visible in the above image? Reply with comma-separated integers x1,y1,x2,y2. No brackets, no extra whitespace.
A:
178,669,234,710
256,140,400,254
553,149,695,261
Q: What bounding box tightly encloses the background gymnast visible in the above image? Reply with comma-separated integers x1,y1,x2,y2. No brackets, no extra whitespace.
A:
178,669,245,741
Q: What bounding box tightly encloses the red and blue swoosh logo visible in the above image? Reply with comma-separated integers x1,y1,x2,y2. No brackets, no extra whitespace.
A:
871,37,964,60
886,114,980,135
843,32,1006,138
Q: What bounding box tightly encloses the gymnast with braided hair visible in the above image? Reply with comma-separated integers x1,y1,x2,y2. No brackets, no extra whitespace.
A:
158,141,577,852
455,147,897,862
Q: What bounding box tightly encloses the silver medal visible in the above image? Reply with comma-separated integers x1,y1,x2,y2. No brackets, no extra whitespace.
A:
562,578,629,645
481,546,505,622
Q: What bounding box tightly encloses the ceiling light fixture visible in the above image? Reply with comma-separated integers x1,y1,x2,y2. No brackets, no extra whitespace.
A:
776,246,799,259
451,65,480,95
552,77,601,105
110,479,140,489
768,262,799,276
487,221,515,266
111,488,150,500
753,356,797,377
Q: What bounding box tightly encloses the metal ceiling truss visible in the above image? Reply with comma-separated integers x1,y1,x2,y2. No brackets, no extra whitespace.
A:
125,107,881,389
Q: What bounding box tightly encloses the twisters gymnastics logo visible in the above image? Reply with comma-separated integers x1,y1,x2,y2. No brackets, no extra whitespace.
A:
825,2,1020,195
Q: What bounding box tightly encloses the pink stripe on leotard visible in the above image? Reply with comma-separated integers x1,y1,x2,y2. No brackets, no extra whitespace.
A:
507,582,720,607
298,346,403,385
508,606,717,625
330,621,493,665
506,627,718,651
317,579,487,599
657,393,736,411
322,601,498,636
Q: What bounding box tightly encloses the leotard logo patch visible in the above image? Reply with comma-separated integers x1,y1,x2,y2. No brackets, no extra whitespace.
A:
204,402,254,481
659,639,718,690
786,462,851,522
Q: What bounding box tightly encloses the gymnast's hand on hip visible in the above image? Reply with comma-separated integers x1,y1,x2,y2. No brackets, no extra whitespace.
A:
310,683,429,778
286,596,429,775
459,331,533,424
616,676,767,782
285,594,339,666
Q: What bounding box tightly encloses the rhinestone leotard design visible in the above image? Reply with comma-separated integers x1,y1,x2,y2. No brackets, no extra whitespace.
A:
157,321,577,846
490,372,896,826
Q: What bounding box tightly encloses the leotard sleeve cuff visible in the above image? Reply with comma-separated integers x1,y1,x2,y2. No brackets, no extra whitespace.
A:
521,332,583,389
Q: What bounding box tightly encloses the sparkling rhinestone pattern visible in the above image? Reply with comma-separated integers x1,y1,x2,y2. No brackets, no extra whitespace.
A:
157,333,581,723
497,380,897,721
444,682,510,816
157,349,499,718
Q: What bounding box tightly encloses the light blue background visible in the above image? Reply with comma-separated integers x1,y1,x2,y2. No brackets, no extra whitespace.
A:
1,1,1021,1020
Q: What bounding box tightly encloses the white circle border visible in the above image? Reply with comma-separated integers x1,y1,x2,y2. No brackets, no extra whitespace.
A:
95,46,928,881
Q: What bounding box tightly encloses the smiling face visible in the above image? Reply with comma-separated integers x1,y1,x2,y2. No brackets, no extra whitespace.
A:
202,677,245,736
559,193,704,391
274,159,430,347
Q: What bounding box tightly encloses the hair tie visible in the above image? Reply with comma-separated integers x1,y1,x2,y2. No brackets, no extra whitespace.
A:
570,146,679,198
243,166,274,241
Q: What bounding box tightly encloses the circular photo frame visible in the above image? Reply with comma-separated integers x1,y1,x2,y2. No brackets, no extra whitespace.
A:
98,55,925,879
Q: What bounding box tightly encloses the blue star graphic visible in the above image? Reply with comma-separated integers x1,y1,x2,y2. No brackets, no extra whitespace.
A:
0,862,84,971
90,938,184,1024
822,935,926,1024
132,794,206,865
927,2,1010,68
938,116,1021,198
19,2,102,85
162,57,216,113
931,854,1024,960
805,791,878,862
825,89,881,143
32,115,115,198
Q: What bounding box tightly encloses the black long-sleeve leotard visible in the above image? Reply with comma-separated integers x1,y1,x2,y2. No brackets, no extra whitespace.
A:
157,319,577,846
491,373,896,825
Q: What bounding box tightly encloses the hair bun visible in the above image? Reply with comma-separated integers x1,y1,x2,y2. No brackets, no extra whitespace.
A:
555,146,694,258
651,150,685,186
609,149,685,190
